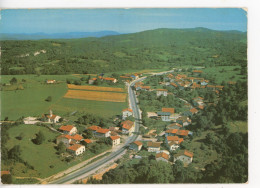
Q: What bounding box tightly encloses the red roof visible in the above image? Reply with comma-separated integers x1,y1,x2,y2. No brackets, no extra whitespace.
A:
59,125,75,132
168,123,182,128
133,141,143,146
156,152,170,160
47,114,57,120
193,70,203,73
176,130,189,137
166,129,178,134
103,77,116,81
83,139,92,144
71,134,83,141
122,108,133,112
170,83,178,87
157,89,168,91
96,128,110,134
110,136,120,140
87,125,101,131
67,144,84,151
121,120,134,130
57,134,72,140
190,108,198,114
184,150,194,158
147,142,161,148
1,171,10,176
198,105,204,110
162,108,175,114
167,136,184,144
141,86,151,90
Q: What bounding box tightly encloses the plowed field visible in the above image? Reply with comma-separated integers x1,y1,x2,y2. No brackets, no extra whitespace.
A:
67,84,125,92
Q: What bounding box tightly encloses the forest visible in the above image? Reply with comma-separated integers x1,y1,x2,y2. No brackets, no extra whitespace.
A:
1,28,247,75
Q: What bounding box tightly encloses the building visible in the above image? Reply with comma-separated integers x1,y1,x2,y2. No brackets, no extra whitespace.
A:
58,125,77,135
156,89,168,97
103,77,117,83
155,152,170,163
165,129,178,137
174,150,194,164
162,108,175,115
130,141,143,151
23,116,40,124
88,78,97,85
190,108,199,115
95,128,111,138
166,136,184,151
42,109,61,123
46,80,56,84
82,139,92,145
122,108,133,120
87,125,102,134
71,134,83,143
157,111,171,121
147,142,161,152
56,134,72,147
67,144,85,156
167,123,182,130
110,136,121,147
176,116,191,127
121,120,135,135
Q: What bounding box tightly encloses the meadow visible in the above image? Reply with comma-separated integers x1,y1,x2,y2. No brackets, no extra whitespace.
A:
4,124,111,179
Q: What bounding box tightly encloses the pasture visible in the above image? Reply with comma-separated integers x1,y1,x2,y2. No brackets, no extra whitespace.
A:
64,90,127,102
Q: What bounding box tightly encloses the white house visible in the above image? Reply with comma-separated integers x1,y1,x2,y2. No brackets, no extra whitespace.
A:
43,110,61,123
95,128,111,138
166,136,184,151
46,80,56,84
110,136,121,147
121,120,135,135
147,142,161,152
130,141,143,151
67,144,85,156
23,117,40,124
174,150,194,164
58,125,77,135
122,108,133,120
156,89,168,97
157,112,171,122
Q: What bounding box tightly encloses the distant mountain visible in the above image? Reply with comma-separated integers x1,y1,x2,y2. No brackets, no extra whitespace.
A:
0,31,121,40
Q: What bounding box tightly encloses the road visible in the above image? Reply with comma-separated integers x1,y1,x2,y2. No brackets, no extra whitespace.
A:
49,77,144,184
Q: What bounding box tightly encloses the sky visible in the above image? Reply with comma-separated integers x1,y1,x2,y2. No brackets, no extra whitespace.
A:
0,8,247,34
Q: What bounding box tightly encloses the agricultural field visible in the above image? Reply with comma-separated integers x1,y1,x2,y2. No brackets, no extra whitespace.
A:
50,98,127,118
67,84,125,92
64,90,127,102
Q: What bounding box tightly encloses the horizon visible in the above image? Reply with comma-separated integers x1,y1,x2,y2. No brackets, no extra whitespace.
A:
0,9,247,34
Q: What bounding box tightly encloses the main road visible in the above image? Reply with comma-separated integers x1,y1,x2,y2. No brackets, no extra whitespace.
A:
49,77,146,184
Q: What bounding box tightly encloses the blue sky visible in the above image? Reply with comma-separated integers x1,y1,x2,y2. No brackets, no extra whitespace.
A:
0,8,247,34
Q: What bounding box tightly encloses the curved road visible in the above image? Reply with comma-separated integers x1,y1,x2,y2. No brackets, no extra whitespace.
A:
49,78,145,184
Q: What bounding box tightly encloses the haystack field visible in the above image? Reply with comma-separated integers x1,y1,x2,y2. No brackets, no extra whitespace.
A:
64,89,127,102
67,84,125,92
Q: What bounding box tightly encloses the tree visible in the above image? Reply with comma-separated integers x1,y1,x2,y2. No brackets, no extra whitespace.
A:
8,145,21,161
1,174,12,184
45,96,52,102
35,131,45,145
10,77,17,85
57,142,66,154
17,132,25,140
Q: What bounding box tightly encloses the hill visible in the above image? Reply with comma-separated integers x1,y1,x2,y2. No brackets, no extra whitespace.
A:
1,28,247,75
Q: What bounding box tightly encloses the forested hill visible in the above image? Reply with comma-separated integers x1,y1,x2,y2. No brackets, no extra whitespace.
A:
1,28,247,75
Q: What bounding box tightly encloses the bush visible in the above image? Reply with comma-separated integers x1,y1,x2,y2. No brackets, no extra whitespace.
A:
45,96,52,102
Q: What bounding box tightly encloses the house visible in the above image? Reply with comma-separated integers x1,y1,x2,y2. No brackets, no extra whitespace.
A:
109,127,121,136
156,89,168,97
46,80,56,84
103,77,117,83
147,142,161,152
67,144,85,156
87,125,102,134
162,108,175,115
110,136,120,147
121,120,135,135
166,136,184,151
56,134,72,147
165,129,178,137
167,123,182,130
88,78,96,85
82,139,92,145
130,141,143,151
157,111,171,122
176,116,191,127
176,130,190,138
71,134,83,143
174,150,194,164
58,125,77,135
95,128,111,138
170,83,178,88
122,108,133,120
140,86,151,91
155,152,170,163
190,108,199,115
23,116,40,124
42,109,61,123
193,70,203,74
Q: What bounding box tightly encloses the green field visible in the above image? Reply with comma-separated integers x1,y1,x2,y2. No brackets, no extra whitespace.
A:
4,124,111,179
50,98,127,118
1,74,127,120
229,121,248,133
202,66,246,84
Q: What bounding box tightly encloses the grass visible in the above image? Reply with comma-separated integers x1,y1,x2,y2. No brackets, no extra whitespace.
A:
50,98,127,118
202,66,246,84
3,124,111,179
229,121,248,134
